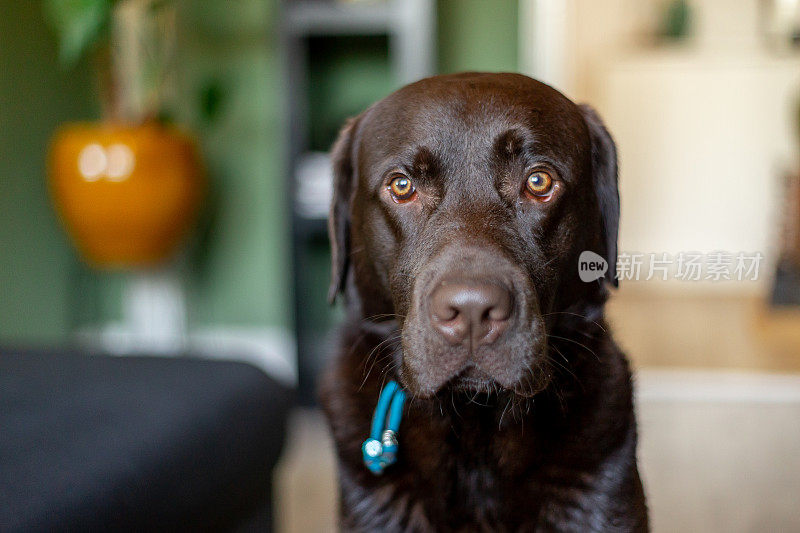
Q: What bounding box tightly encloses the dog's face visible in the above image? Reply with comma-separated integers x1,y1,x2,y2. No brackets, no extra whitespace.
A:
329,73,619,398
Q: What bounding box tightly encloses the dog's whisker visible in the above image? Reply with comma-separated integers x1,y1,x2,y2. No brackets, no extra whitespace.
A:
545,333,601,362
540,311,607,332
547,346,583,392
498,395,513,429
359,339,397,381
360,312,406,324
450,390,462,420
358,333,403,390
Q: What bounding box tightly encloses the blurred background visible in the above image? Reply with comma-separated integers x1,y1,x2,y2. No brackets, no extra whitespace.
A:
2,0,800,531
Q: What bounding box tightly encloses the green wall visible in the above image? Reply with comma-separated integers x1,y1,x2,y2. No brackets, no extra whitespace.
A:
178,0,290,330
438,0,519,74
0,0,97,343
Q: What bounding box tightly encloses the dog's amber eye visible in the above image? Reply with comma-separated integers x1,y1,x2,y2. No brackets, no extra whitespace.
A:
388,174,415,202
525,171,553,197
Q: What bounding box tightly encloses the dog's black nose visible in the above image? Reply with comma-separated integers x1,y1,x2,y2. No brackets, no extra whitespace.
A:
429,279,513,347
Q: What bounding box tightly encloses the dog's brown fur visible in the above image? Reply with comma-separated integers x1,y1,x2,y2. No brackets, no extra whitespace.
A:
321,73,648,532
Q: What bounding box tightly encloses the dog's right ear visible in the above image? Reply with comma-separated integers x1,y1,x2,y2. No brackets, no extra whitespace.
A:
328,115,361,304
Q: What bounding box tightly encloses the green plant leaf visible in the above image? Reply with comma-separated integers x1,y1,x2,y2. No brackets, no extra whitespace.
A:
44,0,114,66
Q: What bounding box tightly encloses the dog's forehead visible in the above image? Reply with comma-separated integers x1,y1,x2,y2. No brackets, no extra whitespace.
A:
357,73,588,172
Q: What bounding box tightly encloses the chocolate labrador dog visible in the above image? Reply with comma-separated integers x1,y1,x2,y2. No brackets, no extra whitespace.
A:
320,72,648,532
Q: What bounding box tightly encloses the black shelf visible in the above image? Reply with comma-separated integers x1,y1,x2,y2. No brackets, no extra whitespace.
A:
295,215,328,239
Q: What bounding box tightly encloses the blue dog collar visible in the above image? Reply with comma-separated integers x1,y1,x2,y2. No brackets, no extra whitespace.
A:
362,380,406,475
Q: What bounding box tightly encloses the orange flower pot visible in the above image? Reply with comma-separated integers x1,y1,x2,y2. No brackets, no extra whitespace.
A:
48,122,205,268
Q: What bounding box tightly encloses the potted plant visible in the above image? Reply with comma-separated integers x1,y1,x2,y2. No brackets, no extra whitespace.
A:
46,0,204,268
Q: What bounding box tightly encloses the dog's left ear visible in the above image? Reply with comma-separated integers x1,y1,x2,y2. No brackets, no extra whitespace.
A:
327,115,362,304
579,104,619,288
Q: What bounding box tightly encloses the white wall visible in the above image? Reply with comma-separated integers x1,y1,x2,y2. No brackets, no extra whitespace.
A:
521,0,800,292
600,53,800,271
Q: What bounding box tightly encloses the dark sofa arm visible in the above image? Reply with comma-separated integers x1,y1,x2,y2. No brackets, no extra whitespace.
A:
0,351,292,532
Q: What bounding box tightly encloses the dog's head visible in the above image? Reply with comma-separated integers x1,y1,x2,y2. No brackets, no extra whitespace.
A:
328,73,619,398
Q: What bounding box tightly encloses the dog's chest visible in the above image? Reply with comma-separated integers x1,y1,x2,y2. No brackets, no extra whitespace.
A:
395,409,545,530
448,455,514,527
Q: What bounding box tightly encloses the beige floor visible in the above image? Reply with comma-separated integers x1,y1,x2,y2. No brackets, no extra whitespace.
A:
275,291,800,532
